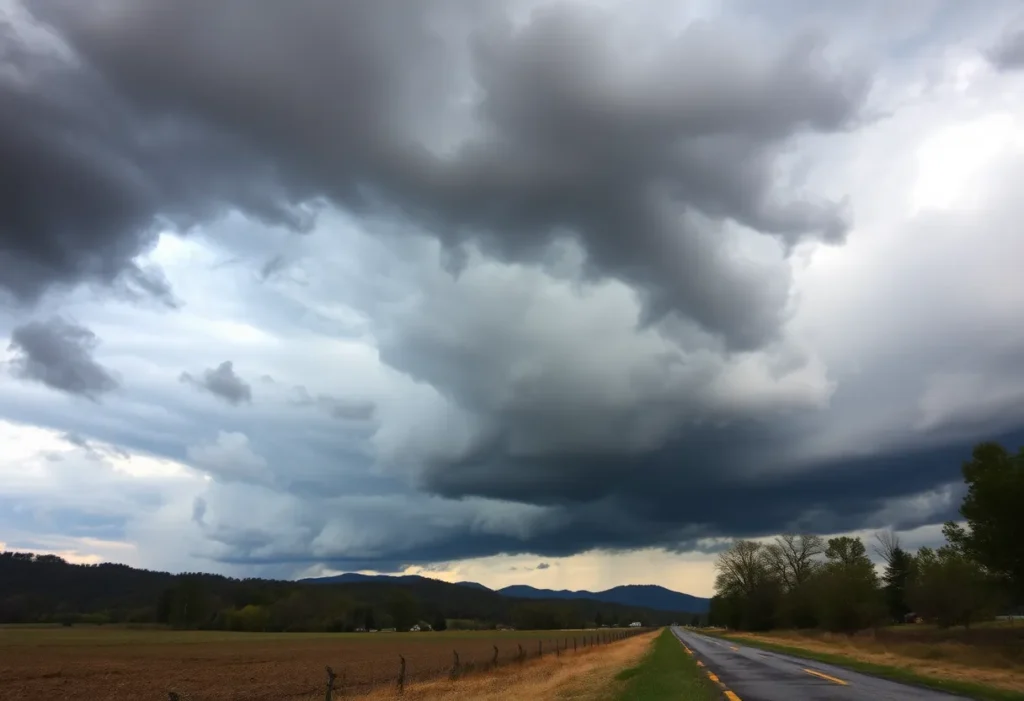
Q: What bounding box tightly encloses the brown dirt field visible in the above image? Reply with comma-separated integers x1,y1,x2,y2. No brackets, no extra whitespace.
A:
0,627,640,701
727,625,1024,695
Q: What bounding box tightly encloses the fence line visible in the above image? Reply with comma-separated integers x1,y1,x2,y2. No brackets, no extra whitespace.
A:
164,627,653,700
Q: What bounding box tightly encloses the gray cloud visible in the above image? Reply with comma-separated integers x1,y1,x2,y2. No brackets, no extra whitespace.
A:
290,385,376,422
3,0,1023,580
10,0,867,350
0,2,318,307
258,254,289,282
180,361,252,405
186,431,272,486
60,431,130,460
986,27,1024,70
6,317,119,400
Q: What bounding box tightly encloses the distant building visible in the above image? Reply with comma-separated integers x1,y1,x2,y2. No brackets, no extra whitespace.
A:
629,621,642,627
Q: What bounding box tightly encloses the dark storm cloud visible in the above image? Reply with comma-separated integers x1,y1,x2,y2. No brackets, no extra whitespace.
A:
16,0,1004,574
420,421,970,537
986,27,1024,70
6,317,119,400
18,0,866,349
180,361,252,406
198,427,1009,574
0,5,316,305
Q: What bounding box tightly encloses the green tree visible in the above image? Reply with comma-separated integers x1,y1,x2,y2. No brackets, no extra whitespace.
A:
816,536,883,632
875,530,916,623
432,612,448,631
944,442,1024,599
908,545,1000,629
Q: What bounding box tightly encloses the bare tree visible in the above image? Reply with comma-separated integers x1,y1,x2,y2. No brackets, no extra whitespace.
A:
874,529,901,567
763,534,825,590
715,540,770,596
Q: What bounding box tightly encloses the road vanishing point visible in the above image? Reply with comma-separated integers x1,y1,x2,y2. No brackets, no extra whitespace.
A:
671,627,972,701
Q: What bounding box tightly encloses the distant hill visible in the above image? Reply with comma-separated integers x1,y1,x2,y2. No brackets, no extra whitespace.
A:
497,584,709,614
300,574,491,592
1,552,689,631
302,574,708,613
299,572,431,585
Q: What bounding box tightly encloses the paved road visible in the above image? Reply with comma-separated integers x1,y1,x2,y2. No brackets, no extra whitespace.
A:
671,627,971,701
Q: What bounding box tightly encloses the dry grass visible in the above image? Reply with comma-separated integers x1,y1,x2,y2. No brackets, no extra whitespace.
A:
360,631,658,701
726,625,1024,695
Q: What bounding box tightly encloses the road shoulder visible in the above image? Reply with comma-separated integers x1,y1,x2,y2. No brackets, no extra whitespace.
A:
611,628,720,700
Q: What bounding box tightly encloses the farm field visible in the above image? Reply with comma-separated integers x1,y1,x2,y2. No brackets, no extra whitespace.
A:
0,625,645,700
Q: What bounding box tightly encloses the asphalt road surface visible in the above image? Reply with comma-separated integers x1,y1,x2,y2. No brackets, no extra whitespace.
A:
671,627,972,701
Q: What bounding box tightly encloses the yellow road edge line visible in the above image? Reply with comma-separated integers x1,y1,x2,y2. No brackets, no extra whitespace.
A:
804,668,849,686
730,645,739,651
696,657,741,699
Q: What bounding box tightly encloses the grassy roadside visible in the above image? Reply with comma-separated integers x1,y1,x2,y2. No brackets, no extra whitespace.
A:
361,630,657,700
612,628,719,701
702,630,1024,701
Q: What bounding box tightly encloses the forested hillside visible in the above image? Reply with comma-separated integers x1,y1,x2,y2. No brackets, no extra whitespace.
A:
0,553,683,631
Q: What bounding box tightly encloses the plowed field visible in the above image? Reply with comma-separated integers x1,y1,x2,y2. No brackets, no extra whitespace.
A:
0,626,638,700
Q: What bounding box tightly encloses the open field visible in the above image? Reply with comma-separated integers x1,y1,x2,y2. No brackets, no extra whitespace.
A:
0,625,646,700
709,623,1024,699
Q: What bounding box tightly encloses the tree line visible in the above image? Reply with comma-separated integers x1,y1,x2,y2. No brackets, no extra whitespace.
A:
709,441,1024,632
0,554,677,632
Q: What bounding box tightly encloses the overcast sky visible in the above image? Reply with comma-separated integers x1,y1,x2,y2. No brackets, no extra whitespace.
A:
2,0,1024,598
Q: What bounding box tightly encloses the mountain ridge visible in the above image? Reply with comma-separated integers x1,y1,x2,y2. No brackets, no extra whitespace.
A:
301,573,709,613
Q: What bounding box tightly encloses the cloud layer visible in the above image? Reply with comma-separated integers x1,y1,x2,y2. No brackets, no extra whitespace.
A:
2,0,1024,589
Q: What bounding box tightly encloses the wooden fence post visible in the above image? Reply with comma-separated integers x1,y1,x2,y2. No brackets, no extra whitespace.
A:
325,666,337,701
555,639,560,657
450,649,460,680
168,694,180,701
518,643,524,663
573,637,577,652
492,645,499,667
397,655,406,695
